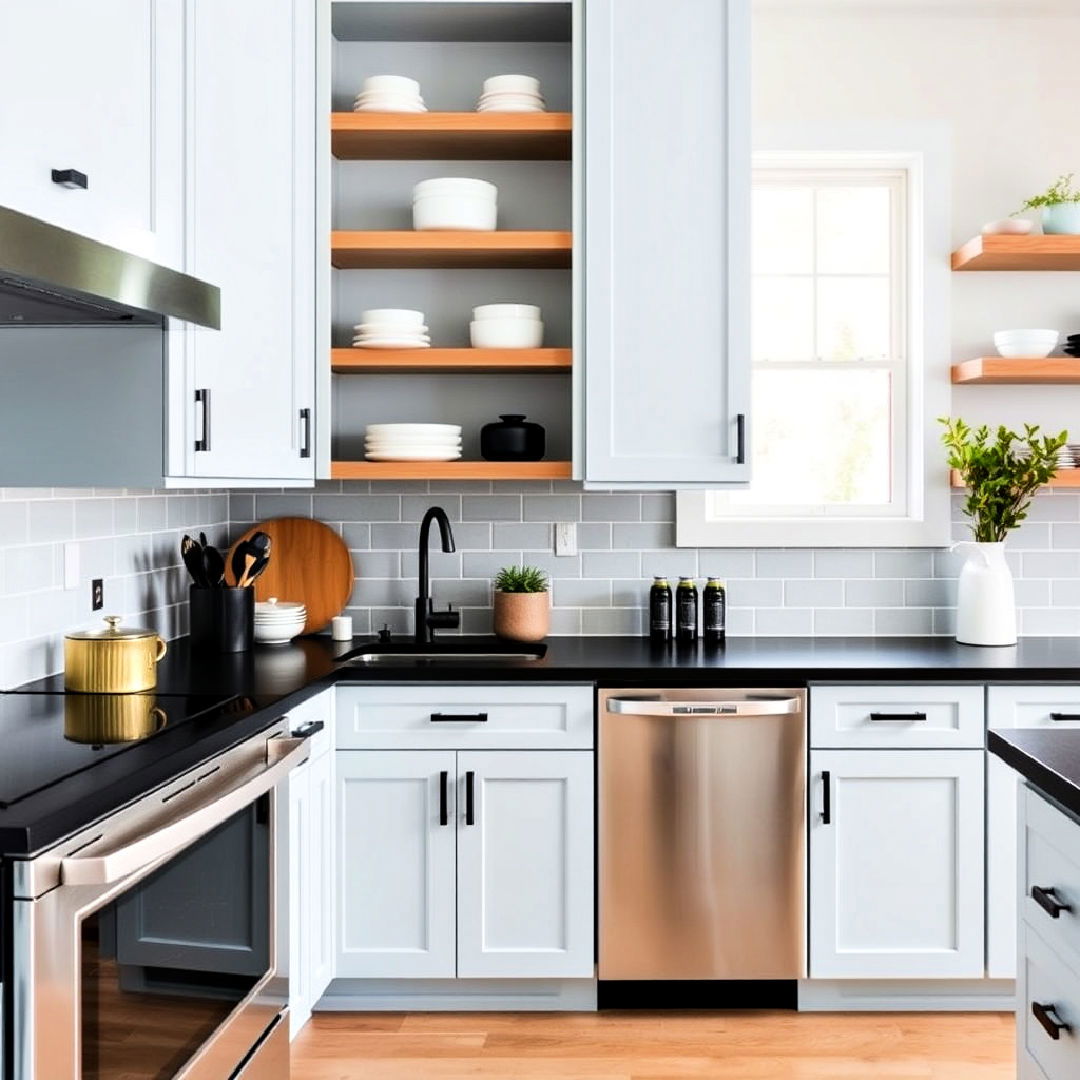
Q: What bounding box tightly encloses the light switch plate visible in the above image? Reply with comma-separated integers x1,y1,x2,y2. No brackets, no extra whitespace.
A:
555,521,577,557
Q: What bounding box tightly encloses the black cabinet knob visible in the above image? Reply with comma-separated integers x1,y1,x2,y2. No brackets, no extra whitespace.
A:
1032,885,1072,920
1032,1001,1070,1041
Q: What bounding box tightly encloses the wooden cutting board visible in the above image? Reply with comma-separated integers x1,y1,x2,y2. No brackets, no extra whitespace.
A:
230,517,353,635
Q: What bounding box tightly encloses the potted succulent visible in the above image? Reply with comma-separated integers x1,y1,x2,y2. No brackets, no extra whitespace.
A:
1016,173,1080,235
493,564,550,642
940,418,1066,646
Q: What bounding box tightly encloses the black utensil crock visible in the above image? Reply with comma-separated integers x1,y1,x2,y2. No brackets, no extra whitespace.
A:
190,585,254,653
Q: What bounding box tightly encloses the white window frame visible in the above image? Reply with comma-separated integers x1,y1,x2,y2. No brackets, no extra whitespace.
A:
677,128,951,548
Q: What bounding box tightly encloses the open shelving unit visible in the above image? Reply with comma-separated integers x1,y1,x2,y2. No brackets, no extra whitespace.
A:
327,2,575,481
330,230,572,270
951,234,1080,271
951,469,1080,490
332,347,571,374
951,357,1080,384
331,112,572,160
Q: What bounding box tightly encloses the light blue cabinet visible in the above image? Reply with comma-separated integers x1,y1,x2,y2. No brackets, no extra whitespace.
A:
582,0,751,485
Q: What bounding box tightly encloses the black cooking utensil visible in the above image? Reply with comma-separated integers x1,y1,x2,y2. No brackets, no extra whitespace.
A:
204,543,227,587
231,531,272,586
181,535,209,587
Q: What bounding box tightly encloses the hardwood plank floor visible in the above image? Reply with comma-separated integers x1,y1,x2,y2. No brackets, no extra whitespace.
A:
290,1011,1015,1079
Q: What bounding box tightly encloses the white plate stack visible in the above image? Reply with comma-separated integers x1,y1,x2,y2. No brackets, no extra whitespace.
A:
470,303,544,348
254,598,307,645
477,74,546,112
365,423,463,462
352,308,430,349
354,75,426,113
413,177,497,231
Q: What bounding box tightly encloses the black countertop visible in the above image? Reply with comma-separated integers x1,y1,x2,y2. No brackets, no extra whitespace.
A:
5,633,1080,855
990,728,1080,821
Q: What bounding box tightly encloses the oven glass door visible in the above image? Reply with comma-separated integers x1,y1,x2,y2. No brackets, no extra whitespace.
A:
79,796,271,1080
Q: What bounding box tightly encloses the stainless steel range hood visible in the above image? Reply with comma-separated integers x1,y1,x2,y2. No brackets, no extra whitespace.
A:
0,206,220,328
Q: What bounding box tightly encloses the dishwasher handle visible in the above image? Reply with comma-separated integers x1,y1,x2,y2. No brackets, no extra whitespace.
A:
605,697,801,717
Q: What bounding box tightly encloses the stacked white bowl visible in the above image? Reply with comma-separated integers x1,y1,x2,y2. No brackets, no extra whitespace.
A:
413,177,497,231
477,74,546,113
353,308,430,349
365,423,463,462
254,598,307,645
470,303,544,348
354,75,426,113
994,328,1059,359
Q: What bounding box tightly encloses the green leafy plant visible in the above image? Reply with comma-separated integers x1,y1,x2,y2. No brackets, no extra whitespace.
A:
494,564,549,593
1016,173,1080,213
940,418,1067,542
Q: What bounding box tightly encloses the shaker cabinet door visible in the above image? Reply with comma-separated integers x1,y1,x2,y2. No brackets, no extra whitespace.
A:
336,751,457,979
808,749,985,979
456,750,594,979
582,0,751,484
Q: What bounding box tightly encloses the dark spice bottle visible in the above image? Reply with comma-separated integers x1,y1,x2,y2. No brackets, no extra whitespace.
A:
675,577,698,643
649,576,672,643
703,578,726,644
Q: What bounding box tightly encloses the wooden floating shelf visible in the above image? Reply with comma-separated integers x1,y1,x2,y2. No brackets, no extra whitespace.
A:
331,230,572,269
331,112,572,160
951,469,1080,489
331,347,572,373
952,234,1080,271
332,460,572,480
952,357,1080,384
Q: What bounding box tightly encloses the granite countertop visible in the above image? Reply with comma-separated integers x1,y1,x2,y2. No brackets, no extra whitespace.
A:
4,634,1080,856
990,728,1080,821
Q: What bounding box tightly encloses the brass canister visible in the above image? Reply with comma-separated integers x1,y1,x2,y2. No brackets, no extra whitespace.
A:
64,615,168,693
64,695,169,744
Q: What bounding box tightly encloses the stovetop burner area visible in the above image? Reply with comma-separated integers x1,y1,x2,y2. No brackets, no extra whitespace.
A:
0,693,239,808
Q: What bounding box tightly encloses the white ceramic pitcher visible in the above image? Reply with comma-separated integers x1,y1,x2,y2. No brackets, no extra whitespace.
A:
952,541,1017,646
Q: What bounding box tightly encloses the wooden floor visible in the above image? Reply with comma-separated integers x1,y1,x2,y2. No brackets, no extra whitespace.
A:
290,1011,1015,1079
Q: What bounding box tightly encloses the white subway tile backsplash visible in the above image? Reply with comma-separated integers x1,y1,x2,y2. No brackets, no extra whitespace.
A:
755,550,813,578
845,579,904,607
755,608,813,635
814,608,875,635
523,494,582,522
582,494,640,521
785,579,843,608
874,607,934,635
874,551,933,578
463,495,522,521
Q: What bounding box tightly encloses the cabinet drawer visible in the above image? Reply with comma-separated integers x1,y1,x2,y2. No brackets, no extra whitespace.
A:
809,685,984,748
990,686,1080,731
335,684,594,750
1020,922,1080,1080
1023,786,1080,970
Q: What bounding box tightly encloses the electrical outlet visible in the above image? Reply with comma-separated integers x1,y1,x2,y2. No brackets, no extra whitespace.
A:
91,578,104,611
555,522,577,557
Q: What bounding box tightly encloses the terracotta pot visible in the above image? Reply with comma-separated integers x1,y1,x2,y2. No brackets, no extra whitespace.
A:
493,590,550,642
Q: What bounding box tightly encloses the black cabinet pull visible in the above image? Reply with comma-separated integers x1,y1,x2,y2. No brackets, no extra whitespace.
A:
1050,713,1080,722
821,770,831,825
430,712,488,723
51,167,88,190
734,413,746,465
291,719,324,740
1032,1001,1070,1041
869,711,928,722
299,407,311,459
439,770,449,827
465,770,475,826
194,388,211,452
1032,885,1072,919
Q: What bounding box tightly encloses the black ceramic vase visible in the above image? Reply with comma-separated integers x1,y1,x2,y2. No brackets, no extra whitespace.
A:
480,414,546,461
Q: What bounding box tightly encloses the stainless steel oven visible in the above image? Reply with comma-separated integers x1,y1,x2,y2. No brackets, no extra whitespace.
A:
9,715,315,1080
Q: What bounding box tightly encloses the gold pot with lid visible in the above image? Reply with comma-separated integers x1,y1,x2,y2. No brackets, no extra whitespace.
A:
64,615,168,693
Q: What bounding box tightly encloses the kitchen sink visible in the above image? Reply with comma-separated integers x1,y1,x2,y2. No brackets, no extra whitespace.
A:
339,641,547,666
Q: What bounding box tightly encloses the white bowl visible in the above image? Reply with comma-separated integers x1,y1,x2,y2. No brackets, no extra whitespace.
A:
413,177,497,200
994,329,1058,344
362,75,421,94
470,318,544,349
479,91,545,103
996,343,1058,359
365,449,463,462
358,308,426,326
413,194,497,231
367,422,461,435
477,102,546,113
473,303,541,321
355,90,425,104
354,101,427,113
254,625,305,646
483,74,541,95
982,218,1034,236
353,339,432,350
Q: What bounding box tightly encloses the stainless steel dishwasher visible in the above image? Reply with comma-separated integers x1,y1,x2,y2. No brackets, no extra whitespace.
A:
599,688,807,982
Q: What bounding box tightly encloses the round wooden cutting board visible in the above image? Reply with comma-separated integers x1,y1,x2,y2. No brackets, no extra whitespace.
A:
230,517,353,635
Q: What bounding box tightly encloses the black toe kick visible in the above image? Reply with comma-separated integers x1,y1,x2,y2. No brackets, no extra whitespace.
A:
597,980,798,1011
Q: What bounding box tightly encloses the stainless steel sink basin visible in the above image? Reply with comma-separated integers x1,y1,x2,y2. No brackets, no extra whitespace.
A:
340,642,547,666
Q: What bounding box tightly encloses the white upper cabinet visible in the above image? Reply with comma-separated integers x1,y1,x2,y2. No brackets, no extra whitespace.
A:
175,0,316,482
582,0,750,485
0,0,183,263
809,748,985,979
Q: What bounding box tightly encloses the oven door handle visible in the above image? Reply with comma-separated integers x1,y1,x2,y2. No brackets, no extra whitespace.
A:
60,733,311,888
605,697,801,716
